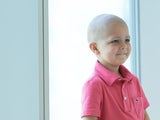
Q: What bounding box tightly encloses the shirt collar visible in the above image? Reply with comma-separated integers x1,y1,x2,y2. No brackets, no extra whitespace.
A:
94,61,133,86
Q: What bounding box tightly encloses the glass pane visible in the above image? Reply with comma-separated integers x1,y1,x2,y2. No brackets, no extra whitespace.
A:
49,0,131,120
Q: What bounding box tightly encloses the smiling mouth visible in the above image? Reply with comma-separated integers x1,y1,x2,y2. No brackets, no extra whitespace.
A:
117,53,128,58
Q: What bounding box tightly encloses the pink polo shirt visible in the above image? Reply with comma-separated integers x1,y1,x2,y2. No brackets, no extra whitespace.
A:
81,61,149,120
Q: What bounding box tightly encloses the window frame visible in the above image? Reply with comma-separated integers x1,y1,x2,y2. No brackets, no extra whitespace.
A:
129,0,141,79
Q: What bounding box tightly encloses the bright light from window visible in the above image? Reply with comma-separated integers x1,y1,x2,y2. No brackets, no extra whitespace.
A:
49,0,130,120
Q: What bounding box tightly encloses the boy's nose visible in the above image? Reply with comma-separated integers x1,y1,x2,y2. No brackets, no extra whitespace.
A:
120,42,127,49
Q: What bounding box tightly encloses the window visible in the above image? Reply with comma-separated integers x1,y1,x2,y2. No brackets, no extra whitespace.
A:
49,0,137,120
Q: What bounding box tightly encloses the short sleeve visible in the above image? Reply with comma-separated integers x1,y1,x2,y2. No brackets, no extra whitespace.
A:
137,79,150,109
81,79,102,118
140,85,150,109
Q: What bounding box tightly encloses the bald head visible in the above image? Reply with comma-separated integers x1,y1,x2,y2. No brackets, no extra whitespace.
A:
87,14,128,43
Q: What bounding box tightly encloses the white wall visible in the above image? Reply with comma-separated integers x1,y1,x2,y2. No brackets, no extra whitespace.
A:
0,0,45,120
139,0,160,119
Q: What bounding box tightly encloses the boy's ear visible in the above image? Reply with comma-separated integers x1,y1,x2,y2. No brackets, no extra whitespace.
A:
89,42,100,55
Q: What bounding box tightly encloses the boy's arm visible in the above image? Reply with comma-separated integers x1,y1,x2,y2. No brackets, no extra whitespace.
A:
144,110,150,120
82,116,98,120
82,111,150,120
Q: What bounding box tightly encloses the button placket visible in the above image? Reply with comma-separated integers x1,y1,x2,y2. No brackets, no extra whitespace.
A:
122,81,130,111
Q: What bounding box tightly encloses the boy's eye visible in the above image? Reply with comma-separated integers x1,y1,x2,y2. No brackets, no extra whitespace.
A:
125,39,130,43
110,39,130,44
111,40,119,43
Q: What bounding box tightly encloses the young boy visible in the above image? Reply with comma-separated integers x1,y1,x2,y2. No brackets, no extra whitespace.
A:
81,14,150,120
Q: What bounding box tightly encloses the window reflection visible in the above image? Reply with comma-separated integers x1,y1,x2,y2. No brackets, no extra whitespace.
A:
49,0,131,120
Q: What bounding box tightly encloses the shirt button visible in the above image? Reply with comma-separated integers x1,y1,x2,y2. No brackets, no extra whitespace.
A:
124,96,127,100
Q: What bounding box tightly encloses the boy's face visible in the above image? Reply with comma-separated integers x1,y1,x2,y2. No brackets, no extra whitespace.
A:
92,22,131,68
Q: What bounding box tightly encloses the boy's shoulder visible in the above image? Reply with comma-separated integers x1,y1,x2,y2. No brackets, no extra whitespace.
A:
84,73,106,88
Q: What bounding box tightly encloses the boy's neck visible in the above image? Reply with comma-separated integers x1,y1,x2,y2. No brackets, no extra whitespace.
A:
98,61,122,76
